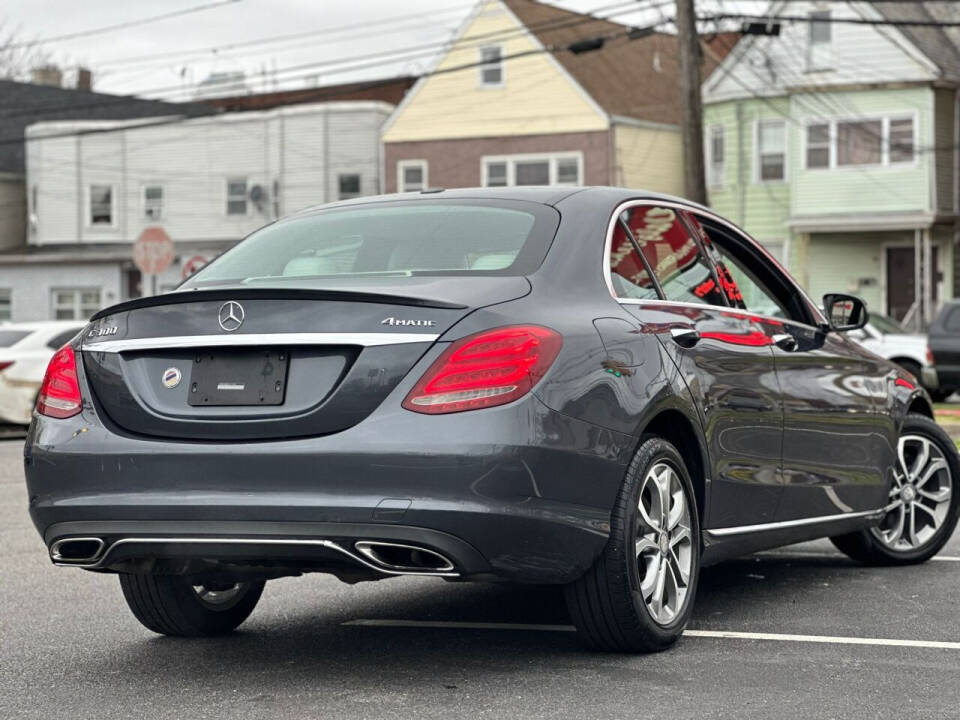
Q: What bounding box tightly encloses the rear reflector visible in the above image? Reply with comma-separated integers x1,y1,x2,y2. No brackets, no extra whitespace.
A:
402,325,562,414
37,345,82,419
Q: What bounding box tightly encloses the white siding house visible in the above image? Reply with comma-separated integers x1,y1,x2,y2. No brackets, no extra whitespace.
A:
0,101,391,322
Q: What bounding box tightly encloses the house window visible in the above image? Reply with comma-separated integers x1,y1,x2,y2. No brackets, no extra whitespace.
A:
143,185,163,220
89,184,113,226
52,288,100,320
889,118,915,163
707,125,725,187
398,160,427,192
837,120,882,166
485,161,508,187
757,120,786,181
226,178,248,215
479,46,503,86
806,123,830,168
338,174,361,200
482,154,582,187
0,289,10,321
807,10,832,70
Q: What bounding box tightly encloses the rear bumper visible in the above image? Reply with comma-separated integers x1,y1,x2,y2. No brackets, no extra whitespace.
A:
25,396,632,584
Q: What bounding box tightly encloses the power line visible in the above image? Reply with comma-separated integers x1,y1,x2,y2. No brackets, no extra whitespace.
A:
701,12,960,28
5,0,243,50
0,0,670,119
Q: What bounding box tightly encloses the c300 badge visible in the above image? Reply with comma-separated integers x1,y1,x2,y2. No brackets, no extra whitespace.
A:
162,367,182,389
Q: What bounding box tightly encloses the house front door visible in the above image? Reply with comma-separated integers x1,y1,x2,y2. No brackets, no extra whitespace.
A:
887,246,939,321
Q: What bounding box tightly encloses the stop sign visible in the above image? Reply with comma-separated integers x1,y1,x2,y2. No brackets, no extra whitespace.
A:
134,227,175,275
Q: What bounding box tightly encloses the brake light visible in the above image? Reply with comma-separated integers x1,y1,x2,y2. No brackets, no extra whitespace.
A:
927,348,935,366
0,361,13,372
37,345,82,419
402,325,562,414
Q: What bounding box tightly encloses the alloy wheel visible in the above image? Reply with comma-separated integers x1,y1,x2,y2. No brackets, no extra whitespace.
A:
872,434,953,552
636,462,693,625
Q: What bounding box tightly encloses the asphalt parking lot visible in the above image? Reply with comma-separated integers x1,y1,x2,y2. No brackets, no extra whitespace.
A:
2,439,958,720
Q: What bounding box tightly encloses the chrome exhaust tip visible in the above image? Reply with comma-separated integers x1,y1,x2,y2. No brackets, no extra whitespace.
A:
50,537,105,564
354,541,455,573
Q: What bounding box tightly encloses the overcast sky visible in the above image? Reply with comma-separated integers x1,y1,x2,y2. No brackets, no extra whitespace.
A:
2,0,722,99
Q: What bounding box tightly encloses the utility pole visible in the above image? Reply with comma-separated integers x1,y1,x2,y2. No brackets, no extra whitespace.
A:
675,0,707,205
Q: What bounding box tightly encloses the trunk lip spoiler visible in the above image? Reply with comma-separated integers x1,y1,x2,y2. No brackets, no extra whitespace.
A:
82,332,440,354
89,287,467,321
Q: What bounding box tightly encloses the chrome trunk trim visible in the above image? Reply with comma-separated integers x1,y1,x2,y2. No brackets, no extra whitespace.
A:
82,332,439,353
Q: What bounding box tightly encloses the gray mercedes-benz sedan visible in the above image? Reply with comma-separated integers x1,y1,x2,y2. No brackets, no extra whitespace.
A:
25,187,959,652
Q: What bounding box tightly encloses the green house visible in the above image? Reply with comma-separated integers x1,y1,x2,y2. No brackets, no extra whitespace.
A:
702,1,960,328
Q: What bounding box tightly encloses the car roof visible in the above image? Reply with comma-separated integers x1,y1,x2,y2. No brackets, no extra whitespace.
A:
289,186,708,215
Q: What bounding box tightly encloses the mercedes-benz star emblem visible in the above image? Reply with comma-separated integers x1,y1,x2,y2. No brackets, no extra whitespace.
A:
218,301,245,332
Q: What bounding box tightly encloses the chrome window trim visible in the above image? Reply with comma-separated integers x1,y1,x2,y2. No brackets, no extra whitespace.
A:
601,198,827,331
705,508,884,538
83,332,439,353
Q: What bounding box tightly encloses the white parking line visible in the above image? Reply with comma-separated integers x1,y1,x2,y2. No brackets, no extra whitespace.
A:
758,551,960,562
344,619,960,650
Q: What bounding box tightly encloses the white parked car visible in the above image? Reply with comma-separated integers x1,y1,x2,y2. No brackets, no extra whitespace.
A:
0,322,85,424
850,313,940,397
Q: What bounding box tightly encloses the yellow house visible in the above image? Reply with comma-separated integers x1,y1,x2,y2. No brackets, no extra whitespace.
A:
383,0,736,195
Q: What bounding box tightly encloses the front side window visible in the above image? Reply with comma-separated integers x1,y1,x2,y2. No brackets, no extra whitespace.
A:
338,174,361,200
143,185,163,220
52,288,101,320
479,45,503,86
184,201,559,287
707,126,725,187
226,178,248,215
837,120,882,166
89,184,113,226
757,120,786,181
806,123,830,168
398,161,427,192
620,205,724,307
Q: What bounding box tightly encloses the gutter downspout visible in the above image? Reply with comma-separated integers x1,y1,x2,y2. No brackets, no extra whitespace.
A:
736,100,745,227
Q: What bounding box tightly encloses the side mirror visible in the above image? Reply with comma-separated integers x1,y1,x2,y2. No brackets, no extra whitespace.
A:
823,293,869,332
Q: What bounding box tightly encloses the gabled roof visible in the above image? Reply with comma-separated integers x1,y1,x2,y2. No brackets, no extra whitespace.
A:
0,80,212,175
502,0,739,125
873,1,960,81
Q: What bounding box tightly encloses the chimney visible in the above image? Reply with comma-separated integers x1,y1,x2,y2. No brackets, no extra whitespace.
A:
30,64,63,88
76,67,92,92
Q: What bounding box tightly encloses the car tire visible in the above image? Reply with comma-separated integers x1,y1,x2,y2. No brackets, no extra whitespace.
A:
830,413,960,565
119,574,265,637
565,436,700,653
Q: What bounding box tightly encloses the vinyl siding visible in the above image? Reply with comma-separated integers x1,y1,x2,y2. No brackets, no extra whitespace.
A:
703,98,792,255
382,0,607,143
613,123,683,196
26,102,392,246
934,88,958,214
791,87,934,217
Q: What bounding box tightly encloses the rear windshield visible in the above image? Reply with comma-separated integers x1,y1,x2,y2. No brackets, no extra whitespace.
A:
0,330,30,347
184,200,559,287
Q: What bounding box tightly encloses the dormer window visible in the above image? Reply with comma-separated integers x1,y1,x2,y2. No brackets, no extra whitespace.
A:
807,10,832,70
479,46,503,87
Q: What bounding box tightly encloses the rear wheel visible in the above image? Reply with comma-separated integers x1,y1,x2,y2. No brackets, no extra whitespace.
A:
119,574,265,636
831,413,960,565
565,437,700,653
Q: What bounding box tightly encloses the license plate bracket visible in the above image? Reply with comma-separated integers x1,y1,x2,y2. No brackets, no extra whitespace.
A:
188,349,289,406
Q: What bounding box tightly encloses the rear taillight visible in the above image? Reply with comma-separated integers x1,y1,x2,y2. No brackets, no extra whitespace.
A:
402,325,562,414
37,345,82,419
927,348,935,366
0,361,13,372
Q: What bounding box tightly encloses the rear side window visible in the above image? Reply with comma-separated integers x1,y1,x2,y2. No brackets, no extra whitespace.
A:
185,201,559,286
619,205,726,307
0,330,30,347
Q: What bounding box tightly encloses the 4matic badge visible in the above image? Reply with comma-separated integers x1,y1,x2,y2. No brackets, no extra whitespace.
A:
381,317,436,327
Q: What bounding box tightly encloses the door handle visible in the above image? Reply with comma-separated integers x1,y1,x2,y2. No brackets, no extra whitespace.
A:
670,327,701,348
771,333,798,351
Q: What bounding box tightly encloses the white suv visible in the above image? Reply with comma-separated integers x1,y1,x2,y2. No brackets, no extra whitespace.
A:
850,313,941,398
